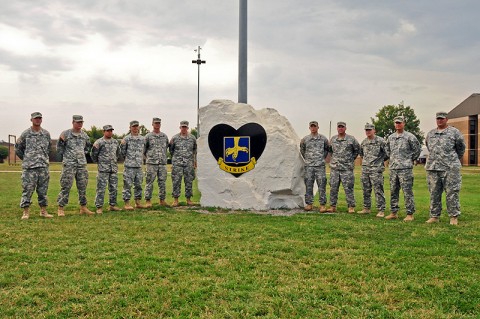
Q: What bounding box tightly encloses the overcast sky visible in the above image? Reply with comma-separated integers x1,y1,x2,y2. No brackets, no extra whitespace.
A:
1,0,479,143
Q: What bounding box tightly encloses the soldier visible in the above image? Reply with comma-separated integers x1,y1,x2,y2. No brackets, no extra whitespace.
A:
385,115,421,221
300,121,329,212
57,115,94,216
169,120,197,207
91,125,121,214
144,117,169,207
358,123,388,217
15,112,53,220
120,120,147,210
425,112,466,225
327,121,360,213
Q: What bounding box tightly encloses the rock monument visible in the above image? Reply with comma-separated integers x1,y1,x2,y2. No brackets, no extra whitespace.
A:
197,99,306,210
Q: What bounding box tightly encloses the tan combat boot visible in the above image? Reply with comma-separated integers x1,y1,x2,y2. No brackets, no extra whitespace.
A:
124,201,134,211
385,213,398,220
171,198,179,207
96,208,103,214
159,200,169,207
57,206,65,217
376,211,385,218
450,216,458,225
403,214,414,222
79,206,94,215
186,198,195,206
109,205,121,211
21,207,30,220
304,204,313,211
357,208,371,214
40,206,53,218
326,206,336,213
319,205,327,213
426,217,440,224
348,207,355,214
135,199,146,209
145,200,152,208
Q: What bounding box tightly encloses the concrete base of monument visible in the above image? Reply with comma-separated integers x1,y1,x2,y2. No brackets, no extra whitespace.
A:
197,99,306,210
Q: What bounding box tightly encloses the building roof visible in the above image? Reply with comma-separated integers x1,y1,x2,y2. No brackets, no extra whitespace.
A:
448,93,480,119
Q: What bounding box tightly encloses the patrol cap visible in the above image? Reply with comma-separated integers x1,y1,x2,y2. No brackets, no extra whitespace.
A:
130,120,139,126
337,121,346,127
72,115,84,122
309,121,318,127
436,111,448,119
152,117,161,123
364,123,375,130
180,120,189,127
394,115,405,123
103,125,114,131
31,112,42,119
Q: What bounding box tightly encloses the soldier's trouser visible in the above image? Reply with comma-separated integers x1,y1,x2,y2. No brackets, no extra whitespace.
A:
427,169,462,218
123,167,143,201
171,164,195,198
329,169,355,207
145,164,167,200
57,164,89,206
390,169,415,214
95,171,118,208
20,167,50,208
304,165,327,205
361,170,385,211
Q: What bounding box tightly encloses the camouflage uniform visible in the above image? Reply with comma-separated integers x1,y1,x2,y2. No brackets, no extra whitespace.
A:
359,135,387,211
144,131,169,201
120,134,145,201
300,133,329,205
57,129,91,206
329,134,360,207
425,126,466,218
15,127,51,208
385,131,421,215
91,136,120,208
170,133,197,199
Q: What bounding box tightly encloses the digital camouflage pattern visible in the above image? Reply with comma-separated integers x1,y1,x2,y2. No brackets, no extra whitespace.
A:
359,136,387,210
300,133,329,205
57,129,91,207
144,131,169,201
121,134,146,201
145,164,167,200
329,169,356,207
390,169,415,214
15,127,52,208
91,137,120,208
170,133,197,198
425,126,466,217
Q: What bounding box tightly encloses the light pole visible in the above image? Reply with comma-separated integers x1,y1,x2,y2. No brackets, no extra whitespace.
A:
192,46,206,137
238,0,247,103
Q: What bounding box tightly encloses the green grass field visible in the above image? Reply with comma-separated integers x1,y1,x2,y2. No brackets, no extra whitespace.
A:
1,163,479,318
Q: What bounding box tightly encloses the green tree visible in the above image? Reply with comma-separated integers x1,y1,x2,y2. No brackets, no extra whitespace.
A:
0,145,8,163
370,102,425,145
190,127,198,138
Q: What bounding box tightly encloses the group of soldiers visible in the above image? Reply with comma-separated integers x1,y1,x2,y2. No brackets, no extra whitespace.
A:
300,112,466,225
15,113,197,219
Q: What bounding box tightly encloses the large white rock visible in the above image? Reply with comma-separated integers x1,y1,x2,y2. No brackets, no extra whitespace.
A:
197,99,306,210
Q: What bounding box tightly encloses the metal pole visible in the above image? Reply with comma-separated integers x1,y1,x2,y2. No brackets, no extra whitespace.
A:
192,46,206,137
238,0,247,103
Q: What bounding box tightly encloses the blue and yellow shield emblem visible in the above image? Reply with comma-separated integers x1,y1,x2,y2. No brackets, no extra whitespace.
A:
224,136,250,164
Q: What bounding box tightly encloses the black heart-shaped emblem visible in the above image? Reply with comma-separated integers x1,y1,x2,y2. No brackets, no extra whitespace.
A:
208,123,267,177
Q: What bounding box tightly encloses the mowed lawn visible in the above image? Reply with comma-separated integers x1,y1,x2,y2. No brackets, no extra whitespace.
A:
1,163,479,318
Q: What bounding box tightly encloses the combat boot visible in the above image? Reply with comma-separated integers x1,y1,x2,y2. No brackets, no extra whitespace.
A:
376,211,385,218
385,213,398,220
426,217,440,224
403,214,414,222
326,206,336,213
135,199,146,209
348,207,355,214
357,208,371,214
159,200,169,207
145,200,152,208
319,205,327,213
109,205,121,211
40,206,53,218
304,204,313,211
21,208,30,220
57,206,65,217
171,198,179,207
96,208,103,214
79,205,94,215
187,198,195,206
450,216,458,225
124,201,134,210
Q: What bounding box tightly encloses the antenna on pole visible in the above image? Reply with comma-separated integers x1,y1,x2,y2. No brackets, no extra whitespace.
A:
238,0,247,103
192,46,206,137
